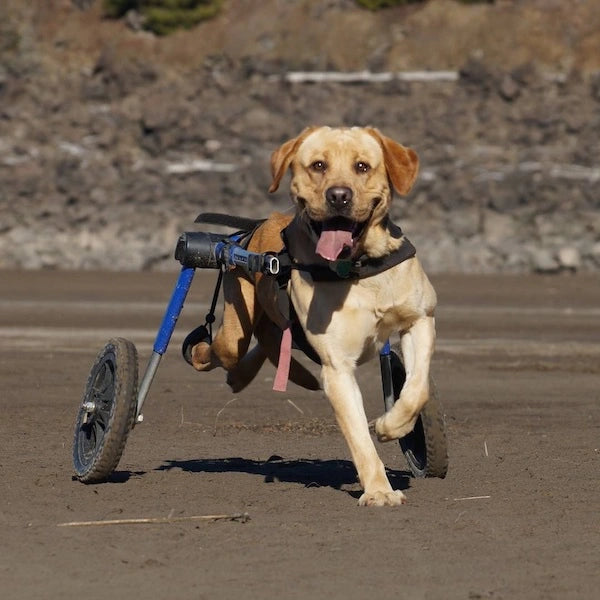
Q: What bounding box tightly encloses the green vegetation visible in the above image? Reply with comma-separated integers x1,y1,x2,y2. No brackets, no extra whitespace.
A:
356,0,493,8
102,0,222,35
101,0,494,34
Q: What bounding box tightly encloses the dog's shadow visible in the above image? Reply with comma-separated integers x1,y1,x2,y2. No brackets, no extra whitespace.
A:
154,456,411,499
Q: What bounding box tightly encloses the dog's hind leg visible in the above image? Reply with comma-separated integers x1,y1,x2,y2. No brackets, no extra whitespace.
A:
213,311,320,392
190,271,257,372
225,343,268,392
375,315,436,442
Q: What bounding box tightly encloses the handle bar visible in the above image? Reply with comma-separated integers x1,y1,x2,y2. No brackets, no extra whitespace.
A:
174,232,279,276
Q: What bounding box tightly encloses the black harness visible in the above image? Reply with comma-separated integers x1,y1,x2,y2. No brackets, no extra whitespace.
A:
195,212,417,365
277,214,416,284
194,212,416,282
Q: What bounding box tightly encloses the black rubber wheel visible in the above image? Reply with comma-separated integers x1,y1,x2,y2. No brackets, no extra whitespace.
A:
73,338,138,483
390,344,448,478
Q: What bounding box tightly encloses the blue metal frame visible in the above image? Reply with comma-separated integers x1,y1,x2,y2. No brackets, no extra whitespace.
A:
134,231,396,422
153,266,196,355
136,266,196,422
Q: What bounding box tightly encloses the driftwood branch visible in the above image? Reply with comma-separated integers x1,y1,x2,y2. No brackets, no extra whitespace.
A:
57,512,250,527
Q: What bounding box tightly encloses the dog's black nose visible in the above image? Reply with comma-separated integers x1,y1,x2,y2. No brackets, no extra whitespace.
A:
325,186,353,211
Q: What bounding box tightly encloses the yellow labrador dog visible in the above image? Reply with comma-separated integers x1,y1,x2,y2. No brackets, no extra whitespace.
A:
189,126,437,506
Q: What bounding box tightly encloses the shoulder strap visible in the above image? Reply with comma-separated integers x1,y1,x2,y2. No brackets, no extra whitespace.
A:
195,212,266,231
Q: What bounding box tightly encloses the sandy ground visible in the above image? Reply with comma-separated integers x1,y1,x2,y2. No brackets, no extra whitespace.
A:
1,269,599,599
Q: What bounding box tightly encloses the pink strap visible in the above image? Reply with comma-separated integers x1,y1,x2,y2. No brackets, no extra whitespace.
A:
272,325,292,392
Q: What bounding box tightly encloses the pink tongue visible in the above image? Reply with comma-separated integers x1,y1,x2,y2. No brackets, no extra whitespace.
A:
316,229,353,261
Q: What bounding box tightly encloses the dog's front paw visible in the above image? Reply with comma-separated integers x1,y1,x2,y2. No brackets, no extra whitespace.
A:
358,489,406,507
375,411,416,442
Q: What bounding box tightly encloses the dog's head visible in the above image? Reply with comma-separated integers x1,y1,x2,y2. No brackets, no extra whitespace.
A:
269,126,419,260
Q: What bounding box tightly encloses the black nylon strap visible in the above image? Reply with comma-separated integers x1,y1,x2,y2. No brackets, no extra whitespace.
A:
195,212,266,231
278,215,416,282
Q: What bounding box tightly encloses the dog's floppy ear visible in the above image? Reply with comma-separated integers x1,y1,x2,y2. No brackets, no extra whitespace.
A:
269,127,317,193
366,128,419,196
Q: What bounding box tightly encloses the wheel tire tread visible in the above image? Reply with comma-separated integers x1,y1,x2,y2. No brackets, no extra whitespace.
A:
391,343,448,479
418,379,448,478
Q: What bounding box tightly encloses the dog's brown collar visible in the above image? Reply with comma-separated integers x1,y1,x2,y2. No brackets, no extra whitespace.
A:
279,214,416,281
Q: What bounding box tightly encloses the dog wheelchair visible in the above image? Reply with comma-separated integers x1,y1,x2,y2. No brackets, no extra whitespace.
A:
72,215,448,484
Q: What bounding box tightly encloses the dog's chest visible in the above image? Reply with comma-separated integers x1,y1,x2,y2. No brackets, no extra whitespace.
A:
289,266,422,342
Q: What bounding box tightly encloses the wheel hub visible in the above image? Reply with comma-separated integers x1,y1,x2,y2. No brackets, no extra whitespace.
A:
81,400,97,424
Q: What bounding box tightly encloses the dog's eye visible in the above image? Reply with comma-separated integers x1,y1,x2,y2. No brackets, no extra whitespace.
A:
311,160,327,172
355,161,371,173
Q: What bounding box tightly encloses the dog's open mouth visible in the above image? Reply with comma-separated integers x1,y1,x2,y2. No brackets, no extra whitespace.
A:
311,217,368,261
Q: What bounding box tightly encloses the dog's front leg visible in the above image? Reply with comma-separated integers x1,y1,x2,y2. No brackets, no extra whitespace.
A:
375,315,435,442
322,364,406,506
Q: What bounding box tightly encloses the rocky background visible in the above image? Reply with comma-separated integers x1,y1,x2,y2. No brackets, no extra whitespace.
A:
1,0,599,273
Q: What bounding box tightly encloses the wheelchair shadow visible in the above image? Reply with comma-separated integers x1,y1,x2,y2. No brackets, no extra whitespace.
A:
153,456,411,499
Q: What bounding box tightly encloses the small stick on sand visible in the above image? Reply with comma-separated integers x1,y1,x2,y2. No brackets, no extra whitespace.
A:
286,399,305,415
452,495,491,502
57,512,250,527
213,398,238,435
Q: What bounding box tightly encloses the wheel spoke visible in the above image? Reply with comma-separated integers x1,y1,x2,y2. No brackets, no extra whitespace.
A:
94,361,115,403
78,422,96,461
96,404,111,429
94,407,108,431
89,358,116,428
92,417,105,443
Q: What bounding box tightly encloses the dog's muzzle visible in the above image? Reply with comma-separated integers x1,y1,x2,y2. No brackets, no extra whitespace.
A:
306,191,376,262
